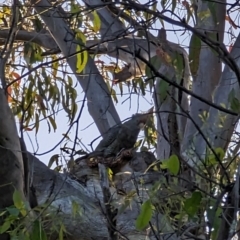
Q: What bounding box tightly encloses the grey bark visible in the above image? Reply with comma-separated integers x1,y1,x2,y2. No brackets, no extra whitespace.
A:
0,30,58,50
203,34,240,151
83,0,127,39
0,89,25,207
0,89,35,239
182,0,226,166
31,151,177,240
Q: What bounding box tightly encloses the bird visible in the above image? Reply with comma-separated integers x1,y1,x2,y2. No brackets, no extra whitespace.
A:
75,107,153,163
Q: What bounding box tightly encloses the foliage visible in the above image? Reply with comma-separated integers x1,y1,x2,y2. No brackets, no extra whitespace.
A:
0,190,75,239
0,0,239,239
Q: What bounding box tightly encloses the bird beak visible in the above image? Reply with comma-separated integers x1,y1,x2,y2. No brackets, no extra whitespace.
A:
147,106,154,114
137,107,154,128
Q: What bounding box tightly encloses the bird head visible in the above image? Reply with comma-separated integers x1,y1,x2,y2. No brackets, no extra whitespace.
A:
132,107,154,130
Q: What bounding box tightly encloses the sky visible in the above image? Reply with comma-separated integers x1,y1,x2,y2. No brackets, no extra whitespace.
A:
0,0,238,167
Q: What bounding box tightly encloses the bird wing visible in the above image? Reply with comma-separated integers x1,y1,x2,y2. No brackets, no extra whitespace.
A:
95,125,121,152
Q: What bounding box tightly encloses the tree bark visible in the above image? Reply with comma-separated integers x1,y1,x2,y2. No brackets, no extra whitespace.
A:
31,152,177,240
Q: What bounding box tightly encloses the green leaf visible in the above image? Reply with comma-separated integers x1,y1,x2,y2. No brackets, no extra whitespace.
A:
48,116,57,132
145,64,153,80
13,190,24,210
230,97,240,113
6,207,19,217
158,80,169,102
138,77,146,96
160,160,168,170
228,89,240,113
24,42,43,64
207,1,217,24
107,168,113,182
51,55,59,78
35,113,39,135
145,55,162,79
173,53,184,80
70,102,78,122
147,56,161,77
0,221,10,234
32,17,44,32
71,201,81,218
172,0,177,13
67,76,73,86
92,10,101,32
59,224,64,240
30,220,47,240
48,154,59,169
0,211,7,217
151,2,157,11
184,192,202,218
75,31,88,74
71,2,80,14
76,47,88,74
75,30,86,44
168,155,180,175
207,147,225,166
207,203,222,240
135,200,152,230
189,34,201,76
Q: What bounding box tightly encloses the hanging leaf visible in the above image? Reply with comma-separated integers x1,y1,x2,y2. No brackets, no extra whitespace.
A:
145,55,162,79
13,190,23,209
158,80,169,102
75,30,86,44
52,55,59,78
189,34,201,76
168,155,180,175
138,77,146,95
0,221,11,234
13,190,26,216
228,89,240,113
70,102,78,123
35,113,40,135
71,201,82,218
173,53,184,80
182,0,193,23
184,191,202,218
161,154,180,175
23,42,43,64
75,30,88,74
6,207,19,217
76,45,88,74
48,116,57,132
135,200,153,230
92,10,101,32
48,154,59,169
207,202,222,240
59,224,64,240
30,220,47,240
207,147,225,166
207,1,217,24
172,0,177,13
